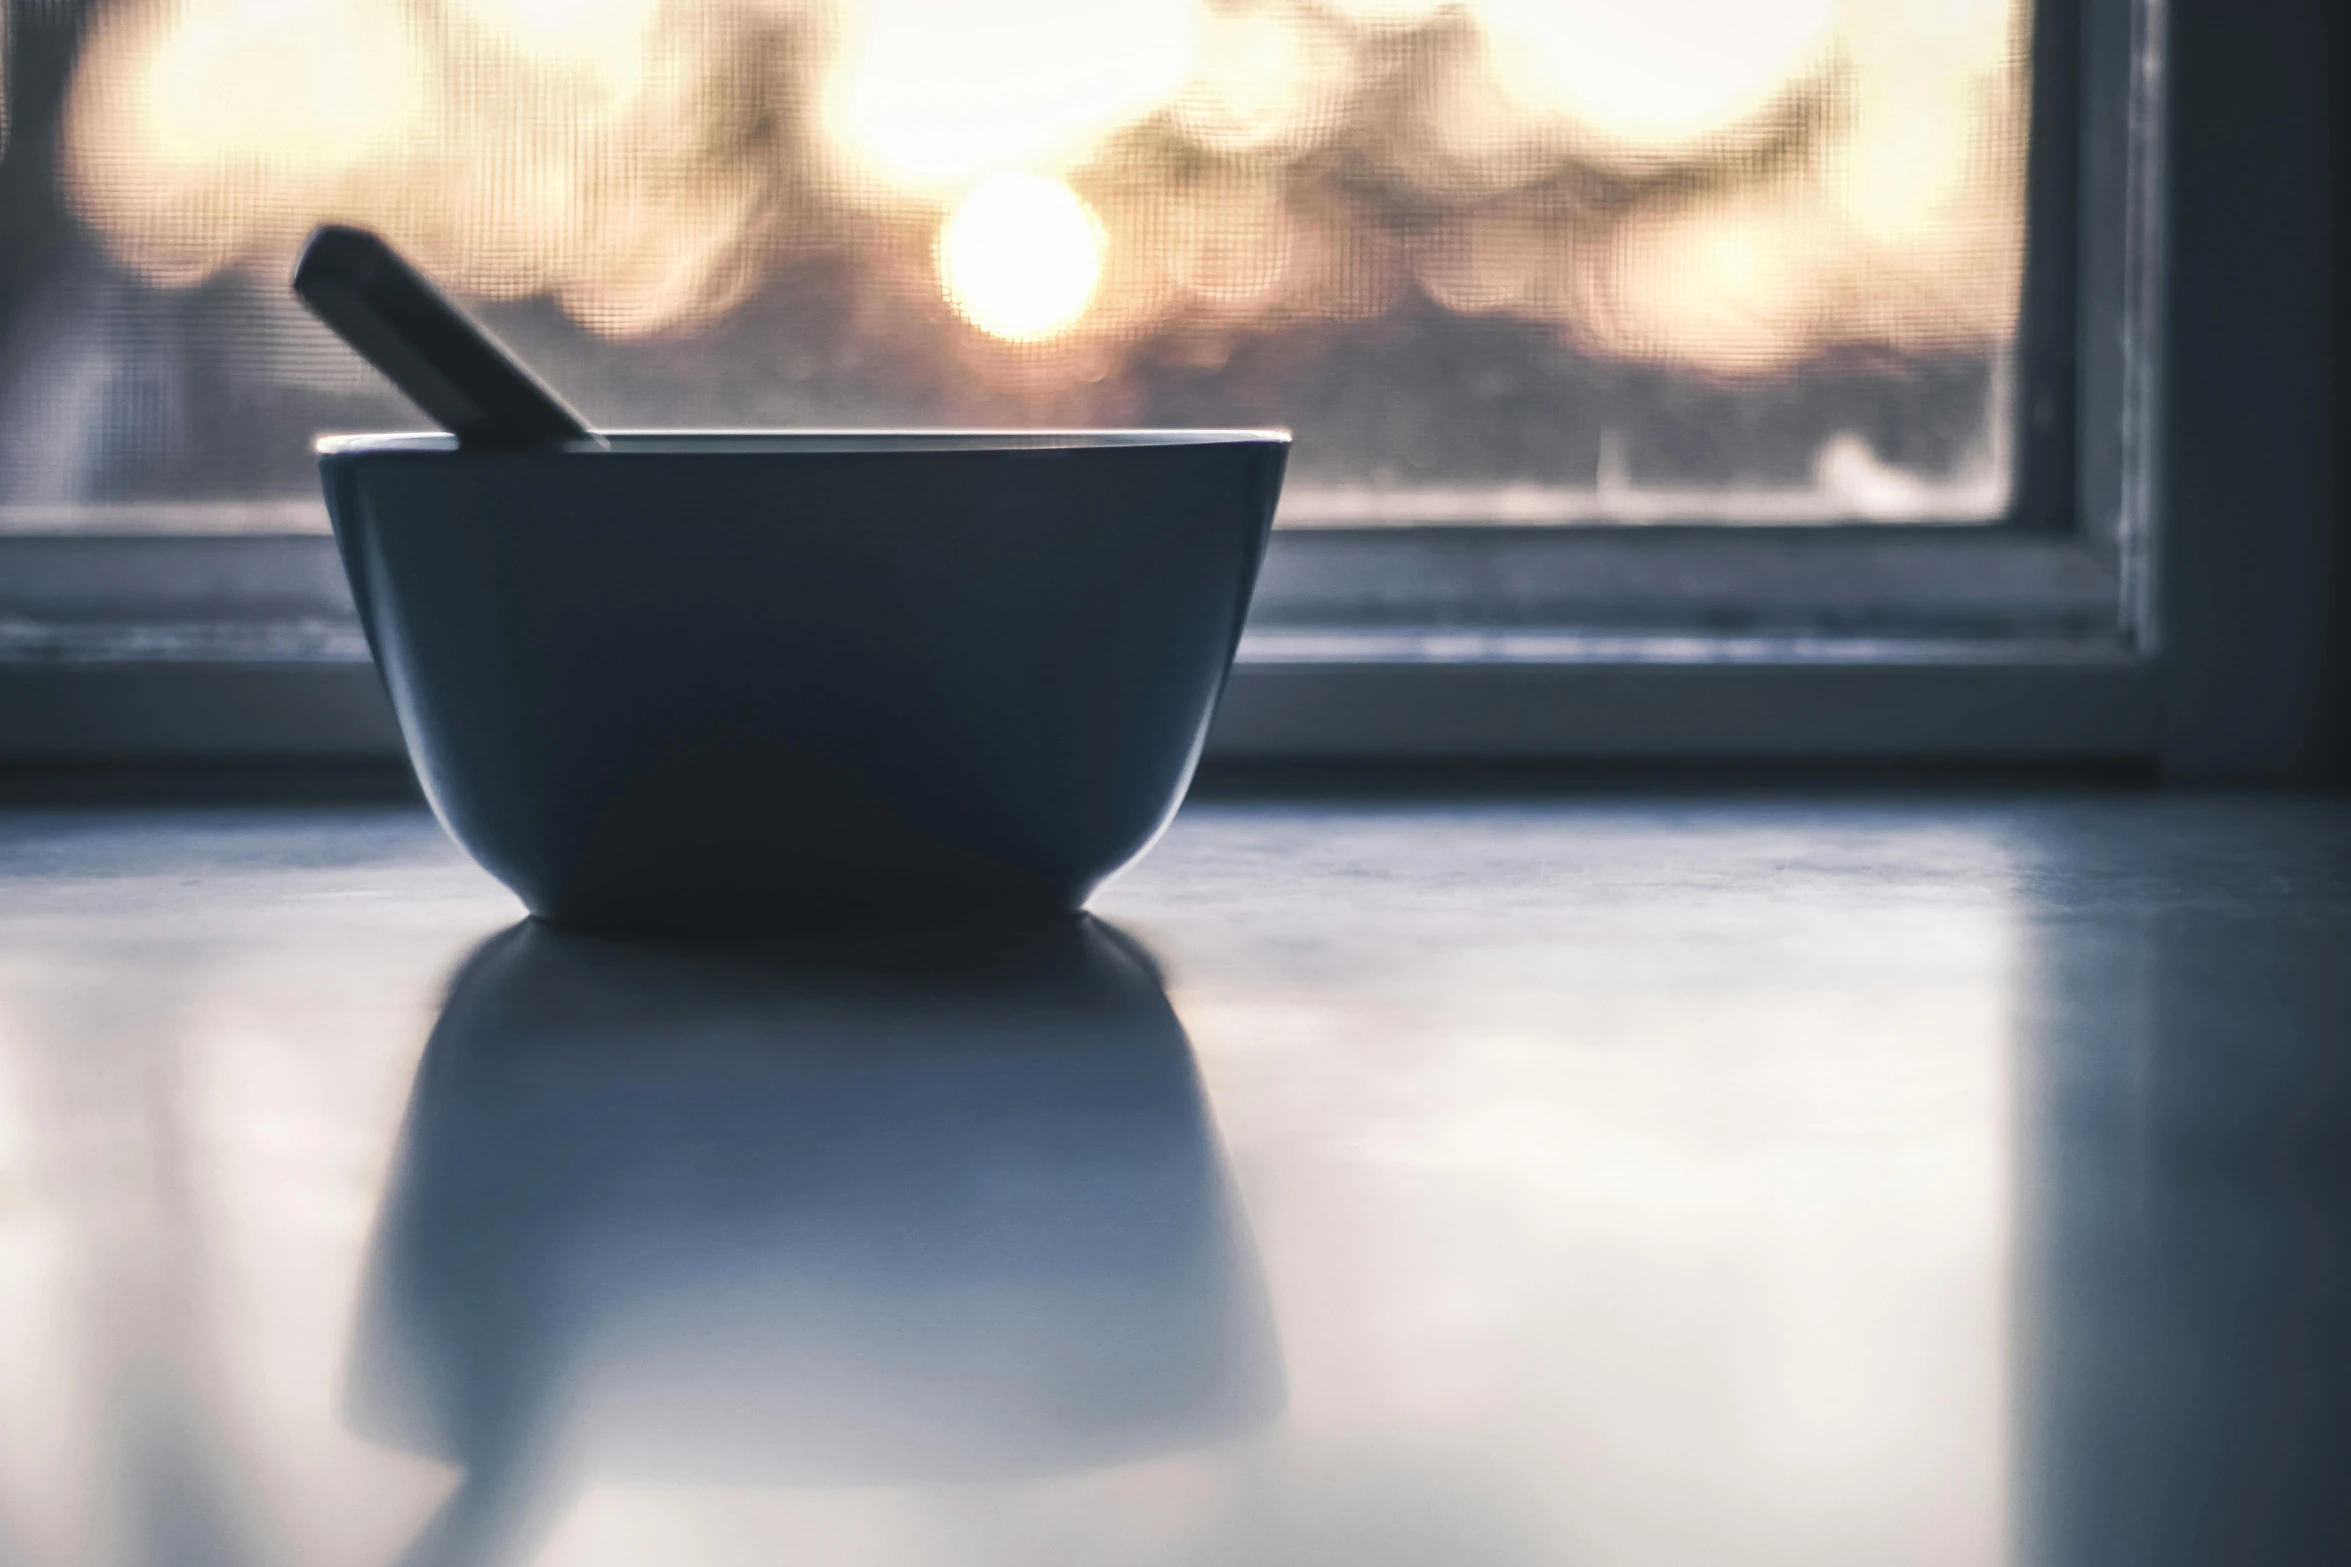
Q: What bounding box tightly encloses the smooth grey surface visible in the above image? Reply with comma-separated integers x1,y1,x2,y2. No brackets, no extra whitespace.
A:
0,792,2347,1565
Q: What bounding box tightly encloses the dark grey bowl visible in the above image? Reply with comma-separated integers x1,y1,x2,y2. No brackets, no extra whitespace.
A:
320,430,1287,931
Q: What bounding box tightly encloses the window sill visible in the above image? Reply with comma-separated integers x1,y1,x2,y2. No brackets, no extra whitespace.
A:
0,528,2158,764
0,642,2158,765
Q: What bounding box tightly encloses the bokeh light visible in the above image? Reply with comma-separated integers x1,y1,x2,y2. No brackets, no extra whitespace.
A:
1479,0,1839,159
825,0,1195,196
60,0,2026,368
937,173,1105,343
10,0,2036,523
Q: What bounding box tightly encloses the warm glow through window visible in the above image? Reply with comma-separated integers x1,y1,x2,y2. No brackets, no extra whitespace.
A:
0,0,2033,529
937,174,1106,344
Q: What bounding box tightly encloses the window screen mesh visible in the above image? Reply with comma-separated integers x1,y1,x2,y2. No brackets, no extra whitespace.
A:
0,0,2029,530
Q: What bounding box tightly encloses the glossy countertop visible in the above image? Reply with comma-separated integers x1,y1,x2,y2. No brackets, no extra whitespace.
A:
1,790,2346,1567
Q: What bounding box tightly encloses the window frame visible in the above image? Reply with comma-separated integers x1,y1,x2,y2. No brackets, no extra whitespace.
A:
0,0,2178,767
1216,0,2166,759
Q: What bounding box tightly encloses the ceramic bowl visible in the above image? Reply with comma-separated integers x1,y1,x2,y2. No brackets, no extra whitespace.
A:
321,431,1287,930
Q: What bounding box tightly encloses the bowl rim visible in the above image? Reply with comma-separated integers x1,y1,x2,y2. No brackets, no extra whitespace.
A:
316,428,1293,457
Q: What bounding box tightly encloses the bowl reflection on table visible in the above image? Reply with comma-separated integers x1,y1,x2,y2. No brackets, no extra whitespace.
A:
346,917,1283,1565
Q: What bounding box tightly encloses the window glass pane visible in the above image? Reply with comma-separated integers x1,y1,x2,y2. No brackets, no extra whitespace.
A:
0,0,2029,532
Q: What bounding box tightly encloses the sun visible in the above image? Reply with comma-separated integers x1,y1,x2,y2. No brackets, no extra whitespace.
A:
936,173,1106,343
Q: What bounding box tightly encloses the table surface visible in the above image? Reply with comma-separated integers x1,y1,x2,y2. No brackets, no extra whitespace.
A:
1,790,2347,1567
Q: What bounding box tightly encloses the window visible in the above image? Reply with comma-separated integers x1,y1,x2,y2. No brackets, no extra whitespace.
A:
0,0,2165,761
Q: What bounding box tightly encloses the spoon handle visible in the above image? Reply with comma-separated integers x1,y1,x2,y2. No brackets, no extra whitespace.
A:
293,225,599,450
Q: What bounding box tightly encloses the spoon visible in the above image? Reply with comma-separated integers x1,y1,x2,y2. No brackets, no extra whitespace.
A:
292,224,603,450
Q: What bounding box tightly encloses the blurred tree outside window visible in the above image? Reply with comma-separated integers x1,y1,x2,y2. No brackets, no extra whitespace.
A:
0,0,2032,532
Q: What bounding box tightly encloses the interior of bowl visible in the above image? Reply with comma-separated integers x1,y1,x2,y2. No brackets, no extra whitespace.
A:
317,430,1291,456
